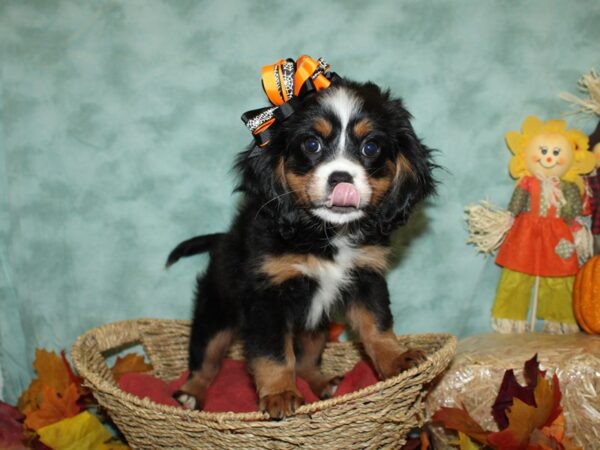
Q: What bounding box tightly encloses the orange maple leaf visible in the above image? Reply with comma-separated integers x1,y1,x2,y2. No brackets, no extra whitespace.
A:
24,383,81,431
111,354,153,382
541,413,565,443
34,349,72,393
18,349,74,414
487,374,562,450
17,379,44,416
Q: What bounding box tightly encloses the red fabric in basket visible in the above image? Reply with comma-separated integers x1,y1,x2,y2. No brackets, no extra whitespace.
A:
119,358,379,413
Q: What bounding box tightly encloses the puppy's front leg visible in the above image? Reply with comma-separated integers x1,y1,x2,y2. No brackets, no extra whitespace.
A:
244,300,303,419
347,272,425,379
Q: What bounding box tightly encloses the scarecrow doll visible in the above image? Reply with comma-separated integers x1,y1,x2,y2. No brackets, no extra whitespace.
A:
467,116,595,334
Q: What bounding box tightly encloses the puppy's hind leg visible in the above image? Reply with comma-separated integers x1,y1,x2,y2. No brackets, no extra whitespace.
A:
174,277,237,410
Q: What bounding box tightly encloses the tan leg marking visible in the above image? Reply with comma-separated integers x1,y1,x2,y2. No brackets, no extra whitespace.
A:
295,330,341,399
176,329,234,410
347,304,425,379
250,335,303,419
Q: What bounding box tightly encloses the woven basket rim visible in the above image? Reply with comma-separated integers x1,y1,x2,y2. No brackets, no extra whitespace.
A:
72,318,457,423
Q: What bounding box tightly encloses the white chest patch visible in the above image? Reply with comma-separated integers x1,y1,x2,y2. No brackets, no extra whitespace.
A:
295,237,360,329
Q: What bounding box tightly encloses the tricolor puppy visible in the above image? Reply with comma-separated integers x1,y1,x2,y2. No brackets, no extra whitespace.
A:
167,75,436,418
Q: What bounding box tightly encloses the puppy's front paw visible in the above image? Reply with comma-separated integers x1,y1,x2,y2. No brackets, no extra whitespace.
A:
173,390,201,410
259,390,304,419
390,349,426,374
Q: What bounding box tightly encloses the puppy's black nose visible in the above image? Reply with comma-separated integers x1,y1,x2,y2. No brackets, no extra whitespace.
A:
327,171,354,187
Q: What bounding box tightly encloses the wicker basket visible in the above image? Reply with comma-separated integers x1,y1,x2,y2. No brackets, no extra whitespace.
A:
71,319,456,450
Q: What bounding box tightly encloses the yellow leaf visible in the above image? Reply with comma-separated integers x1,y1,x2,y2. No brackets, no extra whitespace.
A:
458,432,480,450
38,411,111,450
111,354,152,382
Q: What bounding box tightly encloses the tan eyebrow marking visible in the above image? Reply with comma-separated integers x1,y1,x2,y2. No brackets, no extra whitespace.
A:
353,119,373,138
313,117,333,138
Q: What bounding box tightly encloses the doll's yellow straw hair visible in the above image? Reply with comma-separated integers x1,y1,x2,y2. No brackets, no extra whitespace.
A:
506,116,594,193
560,69,600,117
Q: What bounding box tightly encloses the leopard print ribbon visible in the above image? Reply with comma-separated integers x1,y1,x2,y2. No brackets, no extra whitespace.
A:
241,56,339,151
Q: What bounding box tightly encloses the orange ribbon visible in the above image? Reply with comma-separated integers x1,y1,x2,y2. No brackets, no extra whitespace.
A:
243,55,338,149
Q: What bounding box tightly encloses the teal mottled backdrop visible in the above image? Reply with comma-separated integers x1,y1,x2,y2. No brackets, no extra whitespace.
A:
1,0,599,402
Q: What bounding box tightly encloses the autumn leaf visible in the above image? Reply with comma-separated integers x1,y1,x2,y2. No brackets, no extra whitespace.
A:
492,355,541,429
541,413,565,443
18,379,44,416
487,374,562,450
18,349,78,415
457,432,480,450
524,354,545,386
432,406,490,445
111,353,153,382
528,415,583,450
61,350,83,387
24,383,81,431
0,400,28,450
34,349,72,394
37,411,111,450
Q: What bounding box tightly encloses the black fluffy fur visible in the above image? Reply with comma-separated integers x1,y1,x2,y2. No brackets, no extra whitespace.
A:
167,78,437,411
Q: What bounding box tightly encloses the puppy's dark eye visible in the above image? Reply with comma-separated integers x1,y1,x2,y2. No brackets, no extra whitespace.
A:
303,137,322,154
361,141,380,158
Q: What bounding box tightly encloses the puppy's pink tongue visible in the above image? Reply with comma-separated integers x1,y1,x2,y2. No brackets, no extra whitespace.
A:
329,182,360,208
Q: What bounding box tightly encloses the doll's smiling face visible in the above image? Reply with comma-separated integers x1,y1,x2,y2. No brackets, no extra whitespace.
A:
524,133,574,178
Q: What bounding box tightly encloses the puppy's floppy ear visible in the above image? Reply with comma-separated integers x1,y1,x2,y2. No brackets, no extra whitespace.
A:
234,134,302,239
234,143,279,200
376,99,437,235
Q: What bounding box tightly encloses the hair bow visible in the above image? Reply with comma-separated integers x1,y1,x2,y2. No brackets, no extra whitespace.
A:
241,55,340,152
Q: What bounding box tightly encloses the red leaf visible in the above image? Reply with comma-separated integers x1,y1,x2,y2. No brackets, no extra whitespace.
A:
61,350,83,387
492,369,536,429
524,354,545,387
0,401,27,450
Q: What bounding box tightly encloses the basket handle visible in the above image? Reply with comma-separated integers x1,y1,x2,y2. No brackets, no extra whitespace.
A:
71,333,114,386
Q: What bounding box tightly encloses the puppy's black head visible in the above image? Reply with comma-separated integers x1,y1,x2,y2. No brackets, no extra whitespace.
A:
236,80,436,237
